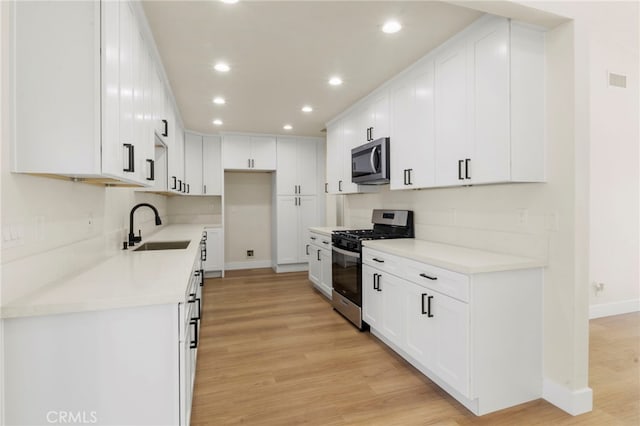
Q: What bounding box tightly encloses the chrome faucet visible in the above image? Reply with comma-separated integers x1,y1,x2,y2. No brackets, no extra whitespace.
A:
128,203,162,247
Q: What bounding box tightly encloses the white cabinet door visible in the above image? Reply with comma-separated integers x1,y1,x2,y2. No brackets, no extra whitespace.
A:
204,228,223,272
296,141,317,195
379,272,405,348
325,121,343,193
432,289,470,397
435,41,469,187
319,248,332,296
101,0,122,179
119,2,135,179
223,135,252,169
390,78,413,190
411,63,436,188
297,196,317,261
276,196,299,264
404,280,436,371
470,19,510,184
276,138,298,195
168,111,184,193
202,136,222,195
308,245,321,286
184,133,203,195
371,93,390,140
362,265,383,330
250,136,276,170
340,111,360,194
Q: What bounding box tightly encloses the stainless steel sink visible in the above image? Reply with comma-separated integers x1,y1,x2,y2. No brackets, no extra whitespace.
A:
133,240,191,251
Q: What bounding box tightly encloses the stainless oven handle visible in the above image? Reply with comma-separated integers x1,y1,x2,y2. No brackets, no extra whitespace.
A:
370,146,378,172
332,246,361,259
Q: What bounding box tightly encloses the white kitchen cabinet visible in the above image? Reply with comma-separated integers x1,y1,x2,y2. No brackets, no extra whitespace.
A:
12,0,162,187
390,61,436,189
434,17,544,186
360,92,390,143
325,120,344,194
168,110,185,193
184,132,222,196
203,227,224,274
362,245,542,415
3,251,204,426
223,134,276,171
276,138,318,196
307,231,332,298
276,196,317,265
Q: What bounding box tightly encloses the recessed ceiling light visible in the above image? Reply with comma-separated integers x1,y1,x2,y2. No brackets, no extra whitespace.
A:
214,62,230,73
213,97,226,105
301,105,313,113
213,119,223,126
382,20,402,34
329,77,343,86
283,124,293,130
220,0,238,4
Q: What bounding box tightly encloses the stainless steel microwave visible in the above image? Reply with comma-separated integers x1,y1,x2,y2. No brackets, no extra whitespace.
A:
351,137,390,185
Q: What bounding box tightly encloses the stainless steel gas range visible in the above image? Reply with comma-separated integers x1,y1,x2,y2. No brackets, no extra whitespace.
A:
331,209,414,330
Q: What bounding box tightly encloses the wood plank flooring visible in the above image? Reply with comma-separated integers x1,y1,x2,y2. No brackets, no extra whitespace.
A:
191,269,640,425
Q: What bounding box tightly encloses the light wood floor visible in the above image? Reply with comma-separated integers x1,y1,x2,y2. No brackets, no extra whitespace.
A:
191,269,640,425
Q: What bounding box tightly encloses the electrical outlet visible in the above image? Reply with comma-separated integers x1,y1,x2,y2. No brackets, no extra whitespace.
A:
593,282,605,296
247,250,254,257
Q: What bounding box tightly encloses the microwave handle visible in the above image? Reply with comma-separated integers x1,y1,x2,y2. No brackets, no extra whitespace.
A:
370,146,378,172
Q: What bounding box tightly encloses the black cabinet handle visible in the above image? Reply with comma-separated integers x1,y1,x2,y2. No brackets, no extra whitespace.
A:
465,158,471,179
251,159,255,168
458,160,464,180
204,185,207,195
171,176,177,190
427,295,434,317
310,236,317,241
338,180,343,192
407,169,413,185
248,158,251,168
421,293,428,314
201,248,207,261
325,183,328,193
177,179,182,192
372,258,384,263
146,159,155,181
190,319,199,349
200,269,205,287
190,297,201,321
162,119,168,137
322,241,329,245
306,244,310,255
376,274,381,292
123,143,135,172
420,273,437,280
403,169,408,185
373,273,379,290
187,183,190,194
317,249,321,261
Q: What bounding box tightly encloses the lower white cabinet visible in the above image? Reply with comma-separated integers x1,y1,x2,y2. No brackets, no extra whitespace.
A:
275,196,317,267
3,258,203,426
362,246,542,415
203,227,224,274
307,231,332,298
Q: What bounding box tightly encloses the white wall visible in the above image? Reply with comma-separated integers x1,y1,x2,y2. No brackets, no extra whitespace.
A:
167,195,222,225
224,172,272,268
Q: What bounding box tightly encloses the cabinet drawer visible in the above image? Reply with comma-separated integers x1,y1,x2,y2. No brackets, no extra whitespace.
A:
362,248,402,276
309,232,331,250
402,258,469,303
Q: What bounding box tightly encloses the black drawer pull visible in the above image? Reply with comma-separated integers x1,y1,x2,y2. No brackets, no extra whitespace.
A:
372,258,384,263
420,273,437,280
421,293,428,314
427,295,434,317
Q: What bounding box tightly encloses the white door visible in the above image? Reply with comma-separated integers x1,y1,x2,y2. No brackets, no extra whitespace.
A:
297,196,317,261
276,196,299,264
470,20,510,184
184,133,203,195
325,121,343,193
433,289,470,397
223,135,252,170
362,265,382,329
296,141,317,195
202,136,222,195
250,136,277,170
276,138,298,195
435,42,469,186
204,229,223,271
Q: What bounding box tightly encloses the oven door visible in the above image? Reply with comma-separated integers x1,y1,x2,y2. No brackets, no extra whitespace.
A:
332,246,361,306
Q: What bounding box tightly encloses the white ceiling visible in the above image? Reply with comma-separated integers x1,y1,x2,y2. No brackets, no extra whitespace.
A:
141,1,483,137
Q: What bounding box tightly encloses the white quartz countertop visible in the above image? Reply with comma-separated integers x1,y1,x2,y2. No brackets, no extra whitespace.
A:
362,239,546,274
1,225,207,319
308,226,359,236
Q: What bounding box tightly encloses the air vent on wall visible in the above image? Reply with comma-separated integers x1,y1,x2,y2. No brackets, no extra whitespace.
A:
608,72,627,88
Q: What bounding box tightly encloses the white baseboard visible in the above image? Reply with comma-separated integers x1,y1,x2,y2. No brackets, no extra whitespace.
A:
543,378,592,415
589,298,640,319
224,260,272,270
273,263,308,273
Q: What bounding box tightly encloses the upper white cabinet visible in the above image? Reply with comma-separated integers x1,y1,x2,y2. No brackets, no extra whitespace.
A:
184,132,222,196
276,138,318,196
390,61,436,189
360,92,390,143
168,111,185,193
12,1,173,187
433,17,545,187
222,135,276,171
